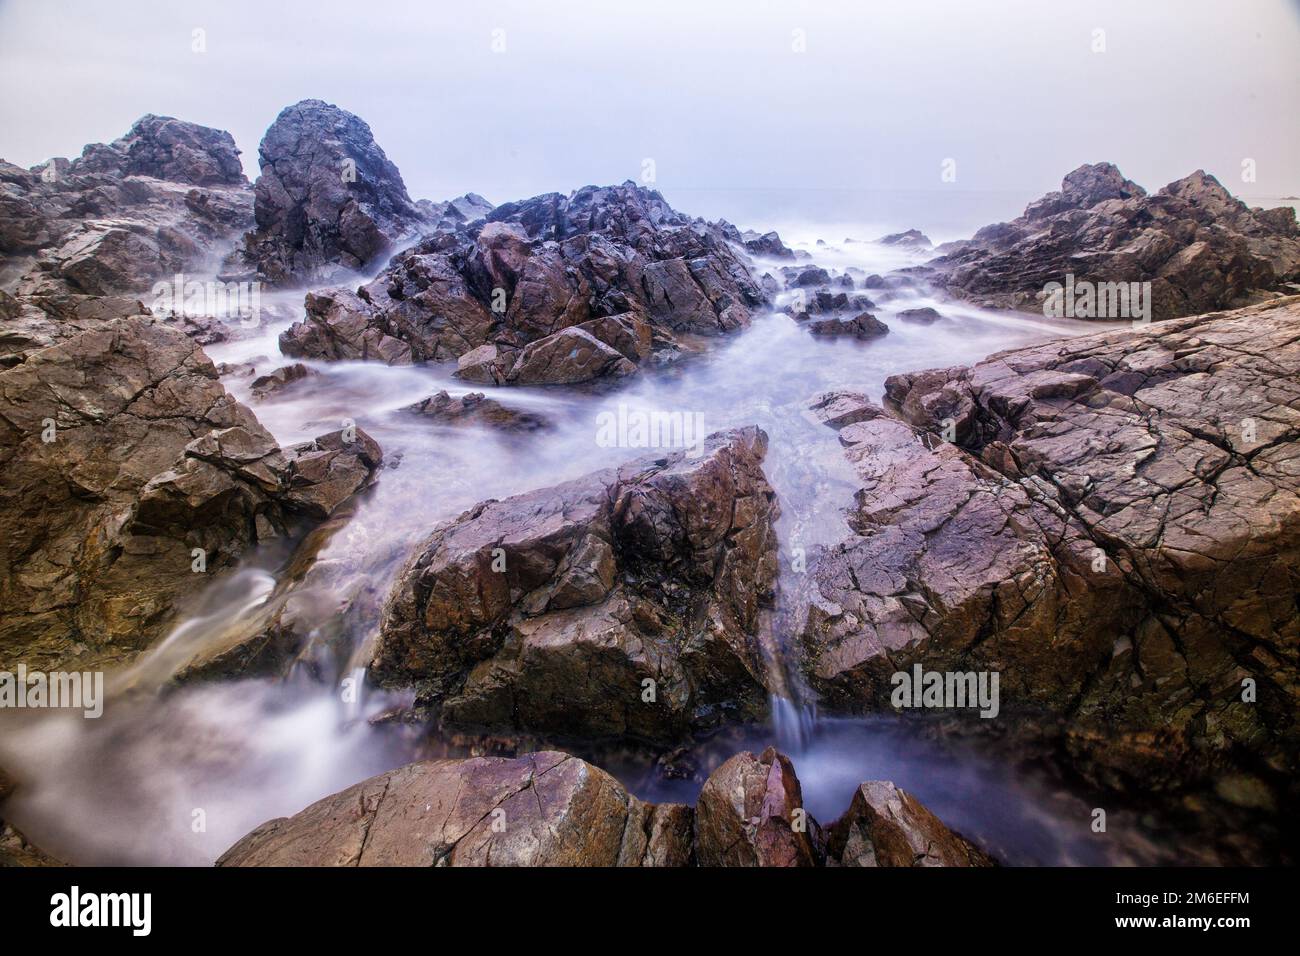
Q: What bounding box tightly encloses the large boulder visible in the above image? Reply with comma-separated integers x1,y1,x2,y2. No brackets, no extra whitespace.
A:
0,318,381,673
217,752,693,867
934,163,1300,320
371,427,780,742
241,99,427,285
279,182,768,381
73,114,246,187
694,747,820,867
0,115,251,272
800,297,1300,791
826,781,994,867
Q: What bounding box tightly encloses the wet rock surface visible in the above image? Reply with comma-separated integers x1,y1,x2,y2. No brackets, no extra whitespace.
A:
217,751,693,867
801,297,1300,790
279,182,768,382
826,780,994,867
1,122,250,283
371,427,780,742
694,746,820,866
405,390,548,431
0,318,381,672
239,100,427,285
217,745,987,868
933,163,1300,319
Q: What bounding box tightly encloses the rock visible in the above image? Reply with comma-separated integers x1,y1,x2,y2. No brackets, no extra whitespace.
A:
280,181,766,377
934,163,1300,319
0,822,66,867
371,427,779,742
454,343,509,384
808,311,889,339
250,362,317,397
896,306,943,324
72,114,245,187
694,747,819,866
807,390,883,430
216,752,692,867
826,782,994,866
278,427,383,520
800,297,1300,791
788,265,831,288
878,229,932,250
0,318,381,673
740,229,795,259
0,116,252,300
506,326,636,385
240,100,427,285
405,390,548,431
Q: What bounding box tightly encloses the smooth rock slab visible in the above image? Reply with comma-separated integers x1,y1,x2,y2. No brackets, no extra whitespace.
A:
216,752,692,867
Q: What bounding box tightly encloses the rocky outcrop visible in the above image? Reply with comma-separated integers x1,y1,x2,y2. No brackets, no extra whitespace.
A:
215,747,991,868
934,163,1300,319
694,747,820,866
240,100,427,285
250,362,317,397
800,297,1300,790
0,115,250,276
826,781,994,867
73,114,245,187
878,229,932,250
807,311,889,339
0,318,381,672
896,306,943,325
405,390,548,431
370,427,779,742
739,229,795,260
217,752,693,867
278,182,768,382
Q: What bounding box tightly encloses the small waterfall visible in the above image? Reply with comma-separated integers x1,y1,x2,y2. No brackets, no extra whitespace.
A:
770,693,818,753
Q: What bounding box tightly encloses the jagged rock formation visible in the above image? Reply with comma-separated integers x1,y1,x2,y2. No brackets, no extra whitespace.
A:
694,747,820,866
239,100,429,285
404,390,548,431
278,182,768,383
216,747,989,868
0,318,381,672
0,115,254,366
217,752,694,867
826,781,995,867
933,163,1300,319
799,297,1300,790
371,428,779,742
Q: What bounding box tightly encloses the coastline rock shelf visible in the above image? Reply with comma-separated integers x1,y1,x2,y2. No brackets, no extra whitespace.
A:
1,97,1298,867
217,747,990,867
277,181,769,382
929,162,1300,319
801,297,1300,791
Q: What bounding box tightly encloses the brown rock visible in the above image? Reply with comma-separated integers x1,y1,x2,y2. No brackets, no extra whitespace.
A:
802,297,1300,790
826,781,994,867
371,427,779,741
216,752,692,867
0,318,381,672
405,390,548,431
694,747,819,867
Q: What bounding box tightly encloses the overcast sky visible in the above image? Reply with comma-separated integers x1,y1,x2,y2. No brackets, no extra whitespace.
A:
2,0,1297,225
